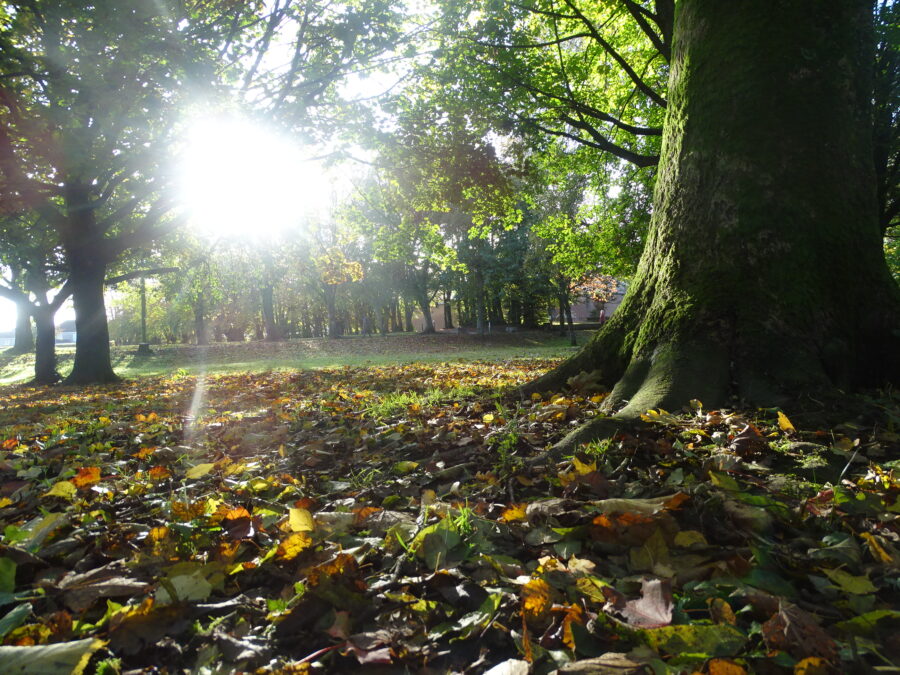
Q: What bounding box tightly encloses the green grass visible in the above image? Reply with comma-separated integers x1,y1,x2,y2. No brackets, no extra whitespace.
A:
0,331,586,385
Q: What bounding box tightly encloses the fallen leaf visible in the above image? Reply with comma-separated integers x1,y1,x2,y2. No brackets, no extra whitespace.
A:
778,411,795,433
288,508,315,532
0,638,106,675
71,467,101,488
277,532,313,561
521,578,553,625
185,463,215,479
42,481,76,500
620,578,672,628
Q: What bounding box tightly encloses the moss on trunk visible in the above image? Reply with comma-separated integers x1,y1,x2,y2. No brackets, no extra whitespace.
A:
528,0,900,425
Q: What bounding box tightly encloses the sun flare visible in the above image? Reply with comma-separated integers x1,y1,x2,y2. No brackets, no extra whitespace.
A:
177,116,330,239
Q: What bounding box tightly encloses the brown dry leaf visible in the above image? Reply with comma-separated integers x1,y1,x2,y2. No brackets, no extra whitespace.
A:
307,553,364,590
762,602,838,661
171,500,206,522
591,511,658,546
71,467,101,488
521,578,553,625
222,507,259,540
277,532,313,561
108,598,188,655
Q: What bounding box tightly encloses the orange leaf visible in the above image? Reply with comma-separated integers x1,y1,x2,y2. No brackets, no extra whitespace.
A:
294,497,318,510
561,603,585,650
663,492,690,510
708,659,747,675
148,465,172,481
72,466,101,488
132,446,156,460
521,578,553,625
353,506,382,524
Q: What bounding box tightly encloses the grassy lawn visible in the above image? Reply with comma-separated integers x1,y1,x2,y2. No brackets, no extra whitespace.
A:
0,329,588,384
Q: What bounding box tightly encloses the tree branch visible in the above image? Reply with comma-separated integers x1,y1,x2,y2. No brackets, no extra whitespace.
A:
541,113,659,167
561,0,667,108
620,0,669,61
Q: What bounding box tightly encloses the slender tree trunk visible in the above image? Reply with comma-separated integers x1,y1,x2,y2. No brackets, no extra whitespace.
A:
565,299,576,346
323,285,340,338
390,299,401,333
12,302,33,354
417,291,435,333
509,295,522,327
261,285,280,341
443,290,454,329
526,0,900,418
403,300,415,332
557,293,566,336
194,294,208,346
33,305,59,384
522,296,538,328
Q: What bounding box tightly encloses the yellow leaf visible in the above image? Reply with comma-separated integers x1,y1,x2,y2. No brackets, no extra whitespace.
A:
482,413,495,424
572,457,596,476
674,530,708,548
777,411,795,433
530,392,542,401
860,532,894,564
501,504,528,523
521,578,553,624
149,526,169,542
43,480,77,500
707,598,737,625
288,507,315,532
0,497,13,508
794,656,830,675
557,470,576,487
185,463,215,479
276,532,313,561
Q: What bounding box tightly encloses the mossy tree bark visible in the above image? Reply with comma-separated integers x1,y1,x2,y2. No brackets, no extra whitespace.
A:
526,0,900,419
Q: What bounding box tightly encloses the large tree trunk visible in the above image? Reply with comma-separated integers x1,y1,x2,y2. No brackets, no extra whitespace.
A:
526,0,900,419
66,255,117,384
33,305,59,384
12,302,34,354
